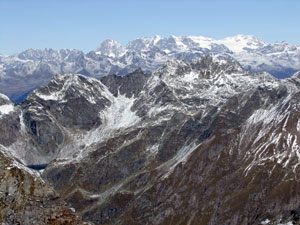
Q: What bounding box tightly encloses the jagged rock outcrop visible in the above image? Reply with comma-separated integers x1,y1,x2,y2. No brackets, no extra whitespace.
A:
100,68,150,98
0,147,87,225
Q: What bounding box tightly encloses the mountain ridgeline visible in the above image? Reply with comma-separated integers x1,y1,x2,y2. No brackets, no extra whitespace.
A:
1,56,300,224
1,34,300,101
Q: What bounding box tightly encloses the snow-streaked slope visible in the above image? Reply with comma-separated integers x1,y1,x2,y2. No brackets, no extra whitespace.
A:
2,56,300,224
137,57,280,124
21,73,143,165
56,92,141,163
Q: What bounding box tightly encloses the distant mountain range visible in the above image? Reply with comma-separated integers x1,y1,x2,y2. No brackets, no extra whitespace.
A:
1,34,300,101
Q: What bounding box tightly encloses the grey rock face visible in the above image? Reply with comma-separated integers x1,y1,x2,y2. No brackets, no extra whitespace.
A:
0,95,20,146
19,74,113,165
22,104,64,156
100,68,150,98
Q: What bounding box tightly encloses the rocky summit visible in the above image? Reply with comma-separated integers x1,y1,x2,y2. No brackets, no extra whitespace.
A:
1,56,300,224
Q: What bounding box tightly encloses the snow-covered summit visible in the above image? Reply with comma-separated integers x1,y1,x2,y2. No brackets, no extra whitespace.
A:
216,34,267,52
95,39,126,57
31,73,110,104
125,34,268,53
127,35,163,52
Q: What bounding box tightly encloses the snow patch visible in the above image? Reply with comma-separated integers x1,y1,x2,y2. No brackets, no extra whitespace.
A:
246,106,281,127
160,142,199,178
187,35,214,49
0,104,14,116
56,93,141,163
100,93,140,132
297,119,300,132
182,71,199,83
36,91,60,101
82,93,140,146
260,219,270,224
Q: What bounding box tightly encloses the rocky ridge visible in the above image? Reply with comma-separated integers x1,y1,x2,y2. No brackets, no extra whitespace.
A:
0,147,87,225
1,56,300,224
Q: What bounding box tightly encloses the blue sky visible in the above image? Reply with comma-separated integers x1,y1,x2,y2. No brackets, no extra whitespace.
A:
0,0,299,55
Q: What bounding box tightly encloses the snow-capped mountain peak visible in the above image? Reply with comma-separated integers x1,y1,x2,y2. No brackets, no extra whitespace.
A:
31,73,110,104
152,34,163,44
218,34,268,52
126,36,163,52
95,39,125,57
